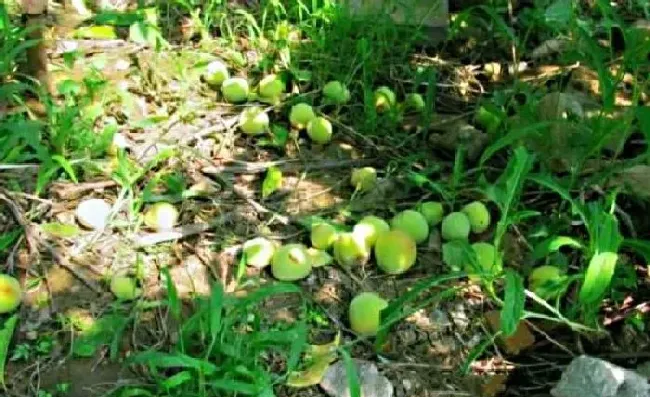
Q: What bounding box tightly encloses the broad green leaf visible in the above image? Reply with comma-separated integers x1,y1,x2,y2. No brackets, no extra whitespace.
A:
162,268,181,321
0,230,21,251
0,315,18,387
73,25,118,39
578,252,618,305
586,205,622,255
501,270,525,337
545,0,572,25
287,333,340,388
262,166,282,198
528,174,588,224
339,348,361,397
128,351,217,375
480,122,551,165
40,223,81,238
533,236,583,260
209,283,224,342
162,371,192,390
51,155,78,183
622,239,650,263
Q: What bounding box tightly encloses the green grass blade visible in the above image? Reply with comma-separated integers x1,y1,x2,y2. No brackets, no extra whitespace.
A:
0,314,18,388
501,270,525,337
339,348,360,397
128,351,218,375
578,252,618,305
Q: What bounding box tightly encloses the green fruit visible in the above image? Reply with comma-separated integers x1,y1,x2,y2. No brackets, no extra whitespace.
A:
221,78,249,103
258,74,285,99
0,274,22,313
239,106,270,135
461,201,491,234
311,223,338,250
323,80,350,105
307,248,333,268
350,167,377,191
529,265,563,299
306,117,333,144
405,93,425,112
143,202,179,232
289,103,316,129
243,237,276,269
353,215,390,248
205,60,229,86
271,244,312,281
374,230,417,275
374,86,396,113
349,292,388,336
391,210,430,244
76,198,111,230
417,201,444,226
467,242,502,279
333,232,369,267
441,212,470,241
110,276,140,301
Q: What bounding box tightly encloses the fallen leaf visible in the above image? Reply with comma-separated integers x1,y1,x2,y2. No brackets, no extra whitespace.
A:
286,333,340,388
40,223,81,238
485,310,535,355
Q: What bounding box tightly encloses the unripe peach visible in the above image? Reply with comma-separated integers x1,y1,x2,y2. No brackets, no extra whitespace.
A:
353,215,390,248
110,276,140,301
332,232,369,267
374,86,396,113
258,74,285,100
349,292,388,336
390,210,429,244
417,201,444,226
461,201,491,234
271,244,312,281
143,202,179,232
441,212,470,241
289,103,316,130
221,78,249,103
350,167,377,191
205,60,229,86
239,106,270,135
374,230,417,275
0,274,22,314
243,237,276,269
311,223,338,250
306,117,333,144
323,81,350,105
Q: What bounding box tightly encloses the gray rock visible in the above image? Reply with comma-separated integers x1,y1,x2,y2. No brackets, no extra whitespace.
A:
551,355,650,397
320,360,393,397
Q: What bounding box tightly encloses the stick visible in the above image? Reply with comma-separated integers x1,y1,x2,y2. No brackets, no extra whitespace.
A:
202,158,376,175
132,213,235,247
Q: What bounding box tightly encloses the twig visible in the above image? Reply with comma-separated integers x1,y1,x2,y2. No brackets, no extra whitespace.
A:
132,213,235,247
525,319,575,357
46,244,103,294
202,158,376,175
50,180,118,200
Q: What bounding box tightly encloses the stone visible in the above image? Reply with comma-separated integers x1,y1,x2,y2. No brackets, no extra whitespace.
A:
320,360,394,397
551,355,650,397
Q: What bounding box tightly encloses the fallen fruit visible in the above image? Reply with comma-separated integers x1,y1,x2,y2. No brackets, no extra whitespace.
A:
417,201,444,226
462,201,491,234
323,80,350,105
258,74,285,100
143,202,179,231
107,133,129,156
110,276,140,301
391,210,430,244
289,103,316,129
374,86,396,113
332,232,369,267
307,248,334,268
311,223,338,250
221,77,249,103
467,242,502,279
239,106,270,135
350,167,377,191
441,212,471,241
76,198,111,230
0,274,22,314
353,215,390,248
271,244,312,281
243,237,276,268
405,93,425,112
349,292,388,336
205,60,229,86
529,265,563,299
306,117,333,144
374,230,417,275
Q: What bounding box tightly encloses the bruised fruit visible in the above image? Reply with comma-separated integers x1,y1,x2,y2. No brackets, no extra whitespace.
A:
441,212,470,241
307,248,333,268
289,103,316,129
306,117,333,144
143,202,179,231
333,232,369,267
258,74,285,100
221,78,249,103
374,86,396,113
271,244,312,281
311,223,338,250
391,210,429,244
374,230,417,275
529,265,563,299
350,167,377,191
349,292,388,336
243,237,276,269
353,215,390,248
239,106,270,135
205,60,229,86
417,201,444,226
110,276,140,301
0,274,22,313
76,198,111,230
405,93,425,112
467,242,502,279
461,201,491,234
323,80,350,105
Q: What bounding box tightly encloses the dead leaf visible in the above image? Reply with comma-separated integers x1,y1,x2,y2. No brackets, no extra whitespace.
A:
531,39,568,59
286,333,340,388
484,310,535,355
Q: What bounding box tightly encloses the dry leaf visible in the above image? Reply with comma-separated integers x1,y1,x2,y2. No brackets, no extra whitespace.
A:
286,333,340,388
484,310,535,355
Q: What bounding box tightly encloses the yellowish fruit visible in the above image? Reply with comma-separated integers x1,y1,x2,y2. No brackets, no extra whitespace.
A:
0,274,22,314
350,167,377,191
323,80,350,105
390,210,430,244
221,78,249,103
143,202,179,232
243,237,276,269
352,215,390,248
374,230,417,275
306,117,333,144
307,248,333,268
441,212,470,241
76,198,111,230
332,232,369,267
311,223,338,250
239,106,270,135
205,60,229,86
271,244,312,281
405,93,425,112
289,103,316,130
258,74,285,99
417,201,444,226
349,292,388,336
529,265,563,299
461,201,491,234
110,276,140,301
374,86,396,113
467,242,502,279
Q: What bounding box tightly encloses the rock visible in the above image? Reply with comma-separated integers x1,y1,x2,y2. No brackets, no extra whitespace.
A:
168,255,211,298
551,355,650,397
636,361,650,379
320,360,393,397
